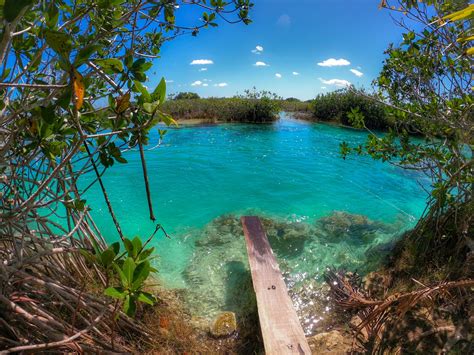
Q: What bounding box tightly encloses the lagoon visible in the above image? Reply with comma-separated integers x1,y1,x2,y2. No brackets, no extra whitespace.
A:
84,113,429,333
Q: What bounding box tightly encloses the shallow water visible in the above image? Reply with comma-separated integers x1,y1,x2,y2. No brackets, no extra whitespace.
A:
83,113,429,333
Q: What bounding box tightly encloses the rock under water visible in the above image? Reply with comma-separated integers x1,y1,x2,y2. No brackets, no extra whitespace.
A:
182,211,402,335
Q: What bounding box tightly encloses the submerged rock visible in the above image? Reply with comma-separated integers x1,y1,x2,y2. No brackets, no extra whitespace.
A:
182,215,255,320
262,217,313,257
210,312,237,338
316,211,388,245
182,211,401,336
182,214,314,321
308,330,351,354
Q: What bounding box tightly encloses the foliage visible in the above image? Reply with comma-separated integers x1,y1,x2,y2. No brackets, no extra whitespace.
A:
341,0,473,252
278,98,312,113
81,236,157,317
162,89,281,123
0,0,252,352
312,89,390,130
171,91,201,100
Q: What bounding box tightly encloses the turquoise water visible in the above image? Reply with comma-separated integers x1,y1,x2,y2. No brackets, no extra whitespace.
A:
84,113,429,332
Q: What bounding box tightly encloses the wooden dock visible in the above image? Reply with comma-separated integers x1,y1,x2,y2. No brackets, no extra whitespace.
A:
241,216,311,354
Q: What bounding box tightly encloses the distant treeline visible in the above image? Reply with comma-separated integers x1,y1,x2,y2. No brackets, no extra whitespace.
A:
310,89,390,130
163,90,281,123
163,89,390,129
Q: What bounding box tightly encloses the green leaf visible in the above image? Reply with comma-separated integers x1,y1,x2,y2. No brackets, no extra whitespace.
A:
143,101,160,114
123,295,137,317
122,257,136,286
131,58,149,71
157,111,177,126
138,247,154,261
104,287,126,299
115,156,127,164
124,52,134,69
75,45,101,65
4,0,32,22
110,242,120,255
74,199,86,211
100,248,116,268
80,248,96,264
45,30,72,57
151,77,166,103
137,291,156,305
40,105,55,124
57,88,72,109
132,71,147,82
39,121,52,140
134,81,151,103
114,262,128,287
45,3,59,28
95,58,123,73
131,236,142,255
132,260,150,291
124,238,134,257
164,6,175,24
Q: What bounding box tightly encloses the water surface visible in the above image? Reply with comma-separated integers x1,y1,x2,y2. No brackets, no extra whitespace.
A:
84,114,429,333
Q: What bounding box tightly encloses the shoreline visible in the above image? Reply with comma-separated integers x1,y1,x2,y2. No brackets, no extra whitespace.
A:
174,112,365,132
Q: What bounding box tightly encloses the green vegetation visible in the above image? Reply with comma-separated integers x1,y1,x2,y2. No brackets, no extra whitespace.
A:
82,236,157,317
279,97,312,113
330,1,473,353
162,90,280,123
312,89,390,130
170,92,201,100
0,0,252,352
342,0,472,254
1,0,472,352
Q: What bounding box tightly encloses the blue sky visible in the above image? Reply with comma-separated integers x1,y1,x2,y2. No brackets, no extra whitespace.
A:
152,0,406,100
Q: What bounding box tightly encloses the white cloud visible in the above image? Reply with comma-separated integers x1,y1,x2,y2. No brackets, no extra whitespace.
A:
321,86,327,89
319,78,352,87
350,69,363,77
214,82,228,87
277,14,291,27
275,73,282,78
191,80,203,86
190,59,214,65
254,61,269,67
165,80,174,83
252,45,264,54
317,58,351,67
292,71,299,76
202,83,209,87
199,68,208,72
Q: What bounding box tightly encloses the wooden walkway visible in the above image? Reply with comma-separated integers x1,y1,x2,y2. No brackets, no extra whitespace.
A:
241,216,310,355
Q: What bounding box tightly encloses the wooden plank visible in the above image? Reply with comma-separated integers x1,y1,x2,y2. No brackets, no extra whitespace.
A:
241,216,311,355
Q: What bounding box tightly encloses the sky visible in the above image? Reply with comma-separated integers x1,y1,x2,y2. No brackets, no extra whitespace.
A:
151,0,407,101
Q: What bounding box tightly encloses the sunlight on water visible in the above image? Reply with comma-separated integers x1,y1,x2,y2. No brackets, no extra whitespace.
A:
83,113,429,334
